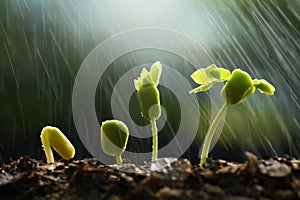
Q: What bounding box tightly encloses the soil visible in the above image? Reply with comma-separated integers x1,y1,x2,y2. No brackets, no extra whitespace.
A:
1,152,300,200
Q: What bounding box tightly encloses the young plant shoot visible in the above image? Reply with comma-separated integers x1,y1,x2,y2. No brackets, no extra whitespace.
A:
190,64,275,168
134,61,162,162
101,120,129,165
40,126,75,163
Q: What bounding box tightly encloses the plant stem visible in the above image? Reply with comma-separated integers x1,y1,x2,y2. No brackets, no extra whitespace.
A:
116,154,122,165
151,120,158,162
41,133,54,163
44,145,54,163
200,103,229,168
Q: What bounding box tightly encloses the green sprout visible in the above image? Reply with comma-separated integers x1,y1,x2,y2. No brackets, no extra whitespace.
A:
40,126,75,163
101,120,129,165
190,64,275,168
134,61,162,162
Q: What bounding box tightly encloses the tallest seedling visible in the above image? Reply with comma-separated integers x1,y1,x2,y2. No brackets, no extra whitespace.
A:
134,61,162,162
190,65,275,168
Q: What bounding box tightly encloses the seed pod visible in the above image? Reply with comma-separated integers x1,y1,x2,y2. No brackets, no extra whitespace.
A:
137,84,161,121
221,69,255,105
134,61,162,121
101,120,129,159
41,126,75,163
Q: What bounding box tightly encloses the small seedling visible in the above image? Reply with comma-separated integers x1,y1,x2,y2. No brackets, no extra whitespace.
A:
190,64,275,168
40,126,75,163
101,120,129,165
134,61,162,161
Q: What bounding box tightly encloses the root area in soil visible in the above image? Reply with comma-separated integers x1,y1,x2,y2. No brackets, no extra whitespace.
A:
1,152,300,200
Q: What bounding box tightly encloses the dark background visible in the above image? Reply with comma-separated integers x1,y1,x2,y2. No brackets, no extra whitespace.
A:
1,0,300,164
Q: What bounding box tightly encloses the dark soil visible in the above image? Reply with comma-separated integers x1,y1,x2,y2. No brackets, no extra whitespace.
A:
1,152,300,200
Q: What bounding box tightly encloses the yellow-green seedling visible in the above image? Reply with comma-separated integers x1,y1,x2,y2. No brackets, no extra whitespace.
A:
101,120,129,164
40,126,75,163
134,61,162,161
190,64,275,168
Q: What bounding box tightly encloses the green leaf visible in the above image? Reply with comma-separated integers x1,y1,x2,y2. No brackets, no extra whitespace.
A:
214,67,231,81
253,79,275,95
134,79,141,91
141,68,149,77
191,64,230,85
150,61,162,86
191,67,213,84
134,61,162,91
134,69,151,91
189,80,217,94
190,65,230,95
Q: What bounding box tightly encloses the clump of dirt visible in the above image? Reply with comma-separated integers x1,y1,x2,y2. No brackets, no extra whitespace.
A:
1,152,300,199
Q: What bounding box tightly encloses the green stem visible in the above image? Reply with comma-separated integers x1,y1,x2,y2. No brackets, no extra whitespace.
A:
200,103,229,168
41,134,54,163
151,120,158,162
44,145,54,163
116,154,122,165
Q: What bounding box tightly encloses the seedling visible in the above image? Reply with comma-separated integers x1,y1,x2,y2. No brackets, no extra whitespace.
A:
40,126,75,163
101,120,129,164
134,61,162,161
190,64,275,168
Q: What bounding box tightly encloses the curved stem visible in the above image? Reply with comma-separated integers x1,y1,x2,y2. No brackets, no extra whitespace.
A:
44,144,54,163
151,120,158,162
41,130,54,163
200,103,229,168
116,154,122,165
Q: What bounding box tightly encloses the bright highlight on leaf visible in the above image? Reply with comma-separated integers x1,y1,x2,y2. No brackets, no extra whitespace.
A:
40,126,75,164
134,61,162,91
134,61,162,162
101,120,129,165
253,79,275,95
190,65,276,168
189,64,230,94
189,80,217,94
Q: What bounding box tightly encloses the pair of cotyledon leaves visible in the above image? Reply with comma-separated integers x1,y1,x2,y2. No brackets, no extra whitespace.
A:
190,64,275,105
134,61,162,91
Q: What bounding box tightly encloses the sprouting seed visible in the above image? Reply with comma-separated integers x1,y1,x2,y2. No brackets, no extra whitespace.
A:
190,64,275,168
134,61,162,162
40,126,75,163
101,120,129,165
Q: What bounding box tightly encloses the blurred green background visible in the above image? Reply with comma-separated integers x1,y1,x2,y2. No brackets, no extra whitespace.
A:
0,0,299,164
